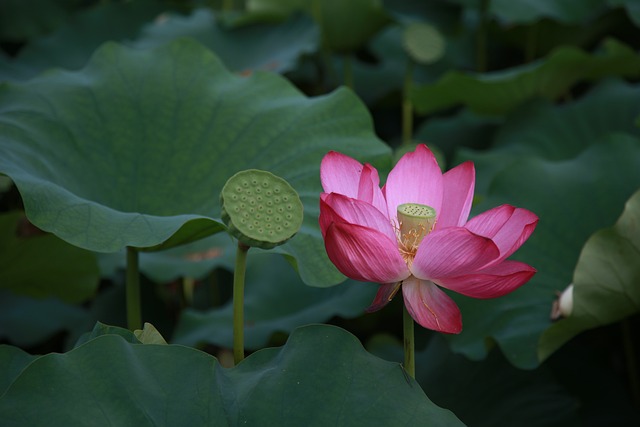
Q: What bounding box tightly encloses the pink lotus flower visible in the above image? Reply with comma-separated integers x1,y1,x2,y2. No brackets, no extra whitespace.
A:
319,144,538,334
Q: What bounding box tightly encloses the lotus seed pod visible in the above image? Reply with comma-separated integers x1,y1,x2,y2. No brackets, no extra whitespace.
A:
397,203,437,247
220,169,304,249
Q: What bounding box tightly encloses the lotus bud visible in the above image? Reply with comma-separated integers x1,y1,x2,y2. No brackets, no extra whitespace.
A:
551,284,574,320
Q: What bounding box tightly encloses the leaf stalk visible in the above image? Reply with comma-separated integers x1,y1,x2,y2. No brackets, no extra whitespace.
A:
233,242,250,364
126,246,142,331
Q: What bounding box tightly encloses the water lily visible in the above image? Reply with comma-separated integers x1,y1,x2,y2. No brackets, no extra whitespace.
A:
319,144,538,334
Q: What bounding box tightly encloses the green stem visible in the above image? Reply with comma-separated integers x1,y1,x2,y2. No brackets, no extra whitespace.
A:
343,55,354,90
403,303,415,378
622,319,640,407
182,277,195,307
126,246,142,331
402,59,415,146
233,242,250,365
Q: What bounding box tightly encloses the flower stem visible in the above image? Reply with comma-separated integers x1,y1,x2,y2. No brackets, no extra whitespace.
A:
126,246,142,331
402,58,415,146
403,303,416,378
233,242,250,365
182,276,195,307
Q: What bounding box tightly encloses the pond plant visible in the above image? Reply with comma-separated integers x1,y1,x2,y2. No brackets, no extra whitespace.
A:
1,0,639,425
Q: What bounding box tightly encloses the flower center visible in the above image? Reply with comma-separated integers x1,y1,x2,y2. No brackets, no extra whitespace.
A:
396,203,436,267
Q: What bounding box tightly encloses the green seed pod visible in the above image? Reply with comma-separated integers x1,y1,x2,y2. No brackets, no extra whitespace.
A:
397,203,437,247
220,169,304,249
403,22,445,65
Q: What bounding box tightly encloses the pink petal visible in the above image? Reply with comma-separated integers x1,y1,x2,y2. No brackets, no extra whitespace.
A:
464,204,515,236
437,161,475,229
411,228,500,280
320,151,363,198
319,193,331,237
365,282,402,313
465,205,538,263
383,144,443,224
435,260,536,299
319,193,397,243
357,164,388,217
402,277,462,334
324,222,410,283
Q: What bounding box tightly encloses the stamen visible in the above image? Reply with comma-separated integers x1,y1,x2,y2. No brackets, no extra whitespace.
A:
387,281,403,302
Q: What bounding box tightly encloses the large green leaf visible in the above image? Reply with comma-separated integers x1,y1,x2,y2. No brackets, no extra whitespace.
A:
133,8,319,74
173,253,377,349
608,0,640,26
414,109,502,161
0,290,88,348
344,21,470,105
0,325,463,426
0,52,34,82
411,38,640,115
449,136,640,370
96,232,237,284
368,334,580,427
0,38,391,287
539,189,640,360
0,273,173,350
32,272,177,350
446,0,607,25
443,81,640,368
3,0,165,81
314,0,391,53
0,211,99,303
248,0,391,52
489,0,606,24
247,0,307,15
0,0,77,42
0,344,37,394
140,233,236,283
328,25,416,104
370,329,640,426
74,321,141,348
464,79,640,192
